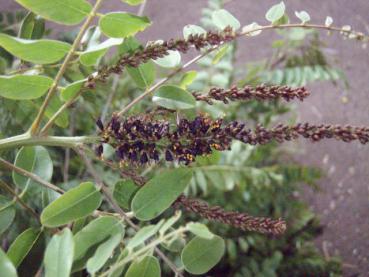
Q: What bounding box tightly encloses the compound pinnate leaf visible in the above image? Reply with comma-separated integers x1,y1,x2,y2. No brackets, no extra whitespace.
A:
41,182,102,227
132,168,192,220
0,75,53,100
99,12,151,38
44,229,74,277
0,34,71,64
15,0,92,25
181,235,225,275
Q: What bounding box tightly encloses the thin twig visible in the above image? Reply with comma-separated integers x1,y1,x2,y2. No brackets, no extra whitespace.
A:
30,0,104,135
0,157,64,194
0,179,40,222
75,147,184,277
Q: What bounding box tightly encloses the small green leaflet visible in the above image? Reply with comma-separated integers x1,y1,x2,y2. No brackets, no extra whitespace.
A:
99,12,151,38
0,75,53,100
15,0,92,25
181,235,225,275
41,182,102,227
265,2,286,23
211,9,240,30
153,85,196,110
132,168,193,220
44,229,74,277
0,33,71,64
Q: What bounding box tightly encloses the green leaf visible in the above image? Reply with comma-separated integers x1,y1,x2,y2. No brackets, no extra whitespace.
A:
211,9,240,30
0,75,52,100
265,2,286,23
121,0,144,5
179,71,197,89
295,11,310,23
153,49,181,68
79,38,123,66
113,180,139,210
12,146,53,191
125,256,160,277
19,12,45,39
44,229,74,277
7,228,42,267
127,61,156,89
152,85,196,110
41,182,102,227
183,24,206,39
15,0,92,25
60,79,87,102
0,198,15,236
99,12,151,38
0,34,71,64
86,232,122,274
74,216,124,261
127,222,163,249
186,223,214,239
132,168,192,220
0,248,17,277
181,235,225,275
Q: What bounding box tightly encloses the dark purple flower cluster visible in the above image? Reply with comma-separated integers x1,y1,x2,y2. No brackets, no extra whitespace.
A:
96,115,369,165
175,195,286,235
85,27,236,88
193,84,310,104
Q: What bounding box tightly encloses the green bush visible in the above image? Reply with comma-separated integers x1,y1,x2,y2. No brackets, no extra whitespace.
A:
0,0,367,276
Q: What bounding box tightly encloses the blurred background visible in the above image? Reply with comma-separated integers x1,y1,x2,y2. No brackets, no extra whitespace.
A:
1,0,368,276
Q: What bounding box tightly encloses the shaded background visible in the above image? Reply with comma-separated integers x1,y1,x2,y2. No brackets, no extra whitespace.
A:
2,0,369,275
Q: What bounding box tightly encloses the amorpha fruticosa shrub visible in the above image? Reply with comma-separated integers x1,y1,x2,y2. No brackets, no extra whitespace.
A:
0,0,367,276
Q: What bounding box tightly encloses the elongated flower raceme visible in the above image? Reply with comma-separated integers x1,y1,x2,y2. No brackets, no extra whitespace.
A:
193,84,310,104
174,195,286,235
100,157,286,235
96,115,369,165
85,27,236,88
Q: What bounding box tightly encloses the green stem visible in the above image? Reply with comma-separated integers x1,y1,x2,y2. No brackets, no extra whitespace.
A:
0,133,98,150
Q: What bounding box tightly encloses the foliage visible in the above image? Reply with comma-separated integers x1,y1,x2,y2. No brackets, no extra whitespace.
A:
0,0,368,276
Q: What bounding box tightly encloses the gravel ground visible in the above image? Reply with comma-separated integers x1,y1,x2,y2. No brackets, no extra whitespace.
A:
2,0,369,275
